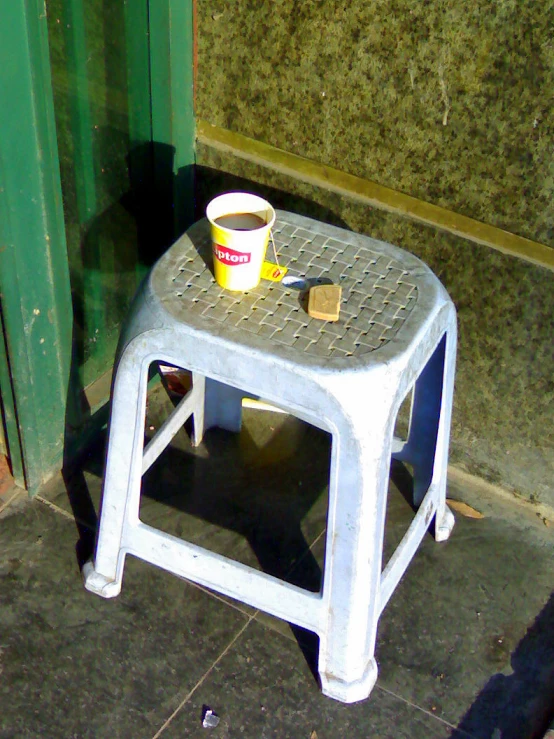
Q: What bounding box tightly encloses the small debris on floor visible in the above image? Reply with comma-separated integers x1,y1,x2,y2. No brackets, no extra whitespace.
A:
202,706,220,729
446,499,484,519
159,365,192,396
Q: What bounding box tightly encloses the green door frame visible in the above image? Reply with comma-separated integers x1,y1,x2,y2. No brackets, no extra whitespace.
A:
0,0,73,492
150,0,196,236
0,0,195,493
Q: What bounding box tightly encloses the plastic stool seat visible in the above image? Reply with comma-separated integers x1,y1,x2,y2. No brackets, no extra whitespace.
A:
83,211,457,703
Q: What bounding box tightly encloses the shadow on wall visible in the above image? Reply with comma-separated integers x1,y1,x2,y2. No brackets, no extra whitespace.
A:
64,151,351,447
455,592,554,739
194,163,349,231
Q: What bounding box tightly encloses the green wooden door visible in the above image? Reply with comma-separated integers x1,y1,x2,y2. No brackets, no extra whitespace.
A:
0,0,194,492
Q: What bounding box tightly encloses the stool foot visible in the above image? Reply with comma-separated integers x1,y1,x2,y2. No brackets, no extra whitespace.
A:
82,561,122,599
435,504,455,542
320,657,378,703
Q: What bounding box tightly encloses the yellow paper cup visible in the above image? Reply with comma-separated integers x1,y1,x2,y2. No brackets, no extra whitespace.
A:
206,192,276,291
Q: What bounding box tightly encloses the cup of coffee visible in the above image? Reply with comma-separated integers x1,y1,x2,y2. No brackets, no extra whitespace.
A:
206,192,276,291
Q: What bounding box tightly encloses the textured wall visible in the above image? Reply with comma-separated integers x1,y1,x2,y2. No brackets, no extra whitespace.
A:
198,0,554,246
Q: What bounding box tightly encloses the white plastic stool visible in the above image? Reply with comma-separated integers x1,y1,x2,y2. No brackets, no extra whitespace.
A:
84,211,456,703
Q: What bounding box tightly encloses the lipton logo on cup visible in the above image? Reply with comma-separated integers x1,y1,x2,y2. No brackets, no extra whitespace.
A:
213,243,251,266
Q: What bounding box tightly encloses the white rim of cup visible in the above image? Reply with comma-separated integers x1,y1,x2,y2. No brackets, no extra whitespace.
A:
206,192,276,231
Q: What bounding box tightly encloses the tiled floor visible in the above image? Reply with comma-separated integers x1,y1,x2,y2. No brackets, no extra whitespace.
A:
1,385,553,738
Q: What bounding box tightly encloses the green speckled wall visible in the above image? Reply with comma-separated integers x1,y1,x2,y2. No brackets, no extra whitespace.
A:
198,0,554,246
196,2,553,506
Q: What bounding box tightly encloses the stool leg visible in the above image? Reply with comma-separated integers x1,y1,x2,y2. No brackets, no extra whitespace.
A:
318,423,392,703
433,326,457,541
83,348,149,598
398,328,456,541
195,377,243,442
190,373,205,447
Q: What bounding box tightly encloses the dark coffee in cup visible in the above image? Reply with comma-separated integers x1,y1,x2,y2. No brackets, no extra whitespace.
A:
214,213,266,231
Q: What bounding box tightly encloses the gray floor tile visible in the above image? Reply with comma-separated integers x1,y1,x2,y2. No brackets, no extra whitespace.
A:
139,409,330,585
43,386,331,589
0,499,248,739
13,386,554,738
194,477,554,739
158,619,464,739
375,502,554,738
